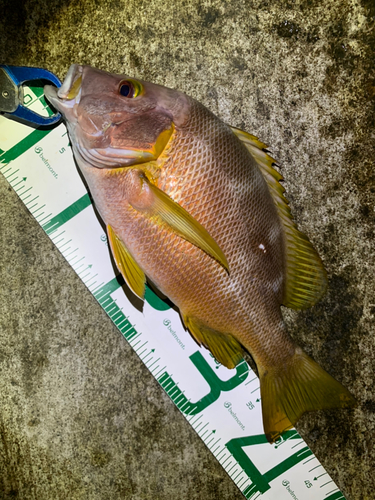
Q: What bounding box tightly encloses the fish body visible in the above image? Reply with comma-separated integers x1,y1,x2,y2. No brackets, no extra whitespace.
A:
45,65,355,441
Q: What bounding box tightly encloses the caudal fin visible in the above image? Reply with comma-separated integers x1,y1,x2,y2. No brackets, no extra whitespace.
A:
259,347,356,443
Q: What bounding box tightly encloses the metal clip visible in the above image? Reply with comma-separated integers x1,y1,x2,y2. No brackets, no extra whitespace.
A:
0,65,61,126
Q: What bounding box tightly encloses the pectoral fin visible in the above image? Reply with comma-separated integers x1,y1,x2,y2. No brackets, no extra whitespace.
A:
107,225,146,299
183,315,243,369
133,173,229,272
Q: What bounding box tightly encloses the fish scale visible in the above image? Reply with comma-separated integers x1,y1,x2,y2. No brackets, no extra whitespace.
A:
160,102,280,276
155,99,285,343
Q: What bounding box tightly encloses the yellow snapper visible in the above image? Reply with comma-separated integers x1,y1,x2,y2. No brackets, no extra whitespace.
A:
44,65,355,442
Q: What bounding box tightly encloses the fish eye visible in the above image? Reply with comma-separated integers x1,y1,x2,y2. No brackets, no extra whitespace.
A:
119,81,134,97
119,79,143,98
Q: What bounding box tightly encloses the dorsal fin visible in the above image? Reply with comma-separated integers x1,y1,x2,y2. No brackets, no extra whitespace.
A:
231,126,327,310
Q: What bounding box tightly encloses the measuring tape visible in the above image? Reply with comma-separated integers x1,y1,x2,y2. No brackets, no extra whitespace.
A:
0,85,347,500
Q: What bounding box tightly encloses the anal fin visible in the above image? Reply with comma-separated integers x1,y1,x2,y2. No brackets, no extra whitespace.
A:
183,315,243,369
107,225,146,300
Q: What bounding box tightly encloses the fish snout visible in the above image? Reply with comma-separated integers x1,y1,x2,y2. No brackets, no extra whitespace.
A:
57,64,83,100
44,64,83,117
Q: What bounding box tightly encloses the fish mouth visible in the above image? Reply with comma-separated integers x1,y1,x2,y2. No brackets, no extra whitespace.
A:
44,64,83,114
57,64,83,100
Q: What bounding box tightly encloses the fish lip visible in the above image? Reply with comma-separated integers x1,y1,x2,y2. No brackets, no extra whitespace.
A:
44,64,83,114
57,64,83,100
43,84,64,114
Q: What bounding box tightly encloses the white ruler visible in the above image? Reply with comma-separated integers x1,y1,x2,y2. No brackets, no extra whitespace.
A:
0,85,346,500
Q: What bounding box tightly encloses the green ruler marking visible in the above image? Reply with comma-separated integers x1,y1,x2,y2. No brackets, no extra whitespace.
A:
96,285,134,327
325,492,345,500
24,82,55,117
159,353,249,415
93,278,140,342
42,193,92,234
226,432,312,499
93,277,122,297
0,128,52,164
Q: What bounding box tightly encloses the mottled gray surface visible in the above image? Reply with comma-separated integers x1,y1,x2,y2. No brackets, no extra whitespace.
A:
0,0,374,499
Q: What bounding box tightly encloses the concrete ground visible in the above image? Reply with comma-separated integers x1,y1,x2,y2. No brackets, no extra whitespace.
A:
0,0,374,499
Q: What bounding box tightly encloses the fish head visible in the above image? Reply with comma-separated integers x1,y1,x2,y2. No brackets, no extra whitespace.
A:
44,64,189,169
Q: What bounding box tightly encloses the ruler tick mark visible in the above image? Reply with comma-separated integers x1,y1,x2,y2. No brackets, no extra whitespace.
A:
38,213,52,223
85,274,98,285
309,464,322,473
291,440,304,449
147,357,160,369
32,204,46,214
59,239,72,249
7,168,20,179
233,470,243,482
320,480,333,488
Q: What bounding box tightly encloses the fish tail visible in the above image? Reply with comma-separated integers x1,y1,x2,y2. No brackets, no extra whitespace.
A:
259,347,356,443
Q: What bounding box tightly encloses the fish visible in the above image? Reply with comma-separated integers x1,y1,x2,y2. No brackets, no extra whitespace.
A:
44,65,356,442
